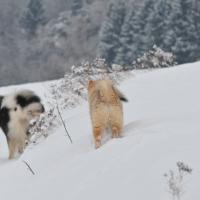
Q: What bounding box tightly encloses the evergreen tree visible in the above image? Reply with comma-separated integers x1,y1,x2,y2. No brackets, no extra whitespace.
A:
143,0,200,64
114,0,156,66
134,0,156,56
164,0,200,63
20,0,46,37
98,1,127,65
192,0,200,60
114,5,138,66
148,0,173,49
71,0,83,16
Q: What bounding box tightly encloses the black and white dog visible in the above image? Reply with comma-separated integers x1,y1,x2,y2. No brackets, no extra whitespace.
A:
0,90,44,159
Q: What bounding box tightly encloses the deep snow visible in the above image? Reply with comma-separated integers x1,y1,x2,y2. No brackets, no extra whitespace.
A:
0,62,200,200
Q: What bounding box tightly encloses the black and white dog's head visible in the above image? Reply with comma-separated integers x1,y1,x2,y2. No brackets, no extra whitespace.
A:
0,90,45,135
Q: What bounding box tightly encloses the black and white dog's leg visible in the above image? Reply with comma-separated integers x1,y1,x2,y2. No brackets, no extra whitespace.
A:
7,138,17,159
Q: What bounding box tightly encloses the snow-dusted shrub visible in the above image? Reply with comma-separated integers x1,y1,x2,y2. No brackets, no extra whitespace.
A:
28,106,58,144
51,58,129,109
164,161,192,200
133,45,176,69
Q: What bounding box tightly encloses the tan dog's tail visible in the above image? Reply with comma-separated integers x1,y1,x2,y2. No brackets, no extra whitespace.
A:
88,80,128,102
112,86,128,102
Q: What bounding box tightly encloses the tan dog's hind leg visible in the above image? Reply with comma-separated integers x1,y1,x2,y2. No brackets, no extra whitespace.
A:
110,106,123,138
112,126,121,138
93,126,102,149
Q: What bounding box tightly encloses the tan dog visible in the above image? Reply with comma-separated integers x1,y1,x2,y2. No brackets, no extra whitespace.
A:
88,79,127,148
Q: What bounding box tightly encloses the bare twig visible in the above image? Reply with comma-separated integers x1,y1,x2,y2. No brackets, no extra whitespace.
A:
22,160,35,175
56,102,73,143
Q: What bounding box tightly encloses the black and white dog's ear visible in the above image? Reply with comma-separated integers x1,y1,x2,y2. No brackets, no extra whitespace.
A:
0,95,4,108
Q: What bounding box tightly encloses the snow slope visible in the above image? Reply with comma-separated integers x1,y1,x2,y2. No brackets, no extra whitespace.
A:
0,62,200,200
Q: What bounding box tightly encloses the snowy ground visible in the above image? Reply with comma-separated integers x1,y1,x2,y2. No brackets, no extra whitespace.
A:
0,62,200,200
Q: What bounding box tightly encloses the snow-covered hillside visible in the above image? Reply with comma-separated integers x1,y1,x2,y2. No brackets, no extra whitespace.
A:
0,62,200,200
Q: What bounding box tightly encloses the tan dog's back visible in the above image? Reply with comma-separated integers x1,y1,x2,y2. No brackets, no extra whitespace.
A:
88,80,126,148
